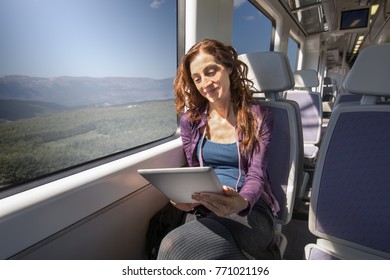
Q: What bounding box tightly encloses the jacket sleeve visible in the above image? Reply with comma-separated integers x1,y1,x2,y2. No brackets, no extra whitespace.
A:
179,114,199,167
238,108,273,216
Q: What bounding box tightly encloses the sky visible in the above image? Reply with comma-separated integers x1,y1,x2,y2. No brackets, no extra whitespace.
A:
0,0,276,79
233,0,272,55
0,0,177,79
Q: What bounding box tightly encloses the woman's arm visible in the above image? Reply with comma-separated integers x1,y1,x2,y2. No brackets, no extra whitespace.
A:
169,114,201,211
179,114,200,167
237,108,273,215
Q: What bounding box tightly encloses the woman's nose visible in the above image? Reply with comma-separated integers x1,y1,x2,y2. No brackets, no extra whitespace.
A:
202,77,213,87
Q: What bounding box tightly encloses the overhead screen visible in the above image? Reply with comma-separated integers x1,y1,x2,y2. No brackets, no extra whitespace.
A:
339,6,370,32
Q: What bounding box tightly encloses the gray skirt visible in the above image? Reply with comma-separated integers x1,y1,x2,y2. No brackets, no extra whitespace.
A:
157,199,280,260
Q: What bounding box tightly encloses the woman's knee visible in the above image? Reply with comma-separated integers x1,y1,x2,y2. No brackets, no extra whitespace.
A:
157,227,187,259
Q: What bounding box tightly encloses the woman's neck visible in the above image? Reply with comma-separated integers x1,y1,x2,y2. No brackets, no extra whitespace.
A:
207,102,237,131
208,102,235,120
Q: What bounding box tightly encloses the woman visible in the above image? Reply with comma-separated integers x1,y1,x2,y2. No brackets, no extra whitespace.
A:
157,39,280,260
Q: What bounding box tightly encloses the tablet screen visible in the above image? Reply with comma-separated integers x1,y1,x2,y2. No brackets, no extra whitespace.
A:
138,167,223,203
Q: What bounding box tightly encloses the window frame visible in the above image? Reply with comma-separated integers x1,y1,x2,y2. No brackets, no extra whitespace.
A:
287,35,300,71
0,0,183,197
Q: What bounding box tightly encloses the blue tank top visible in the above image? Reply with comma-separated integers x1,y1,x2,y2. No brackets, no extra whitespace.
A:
197,137,245,190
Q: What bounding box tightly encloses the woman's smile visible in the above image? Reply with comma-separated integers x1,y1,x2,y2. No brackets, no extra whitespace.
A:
204,85,220,97
190,51,231,105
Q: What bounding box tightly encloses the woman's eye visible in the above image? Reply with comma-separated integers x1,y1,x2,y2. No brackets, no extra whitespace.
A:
193,77,201,84
206,69,216,76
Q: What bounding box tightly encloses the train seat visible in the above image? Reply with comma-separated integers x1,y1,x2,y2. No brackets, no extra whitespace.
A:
321,77,338,116
333,92,362,109
305,44,390,260
239,51,306,258
322,77,337,102
285,69,322,168
332,72,362,110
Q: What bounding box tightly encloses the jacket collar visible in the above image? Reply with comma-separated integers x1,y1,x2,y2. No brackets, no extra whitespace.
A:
196,104,209,130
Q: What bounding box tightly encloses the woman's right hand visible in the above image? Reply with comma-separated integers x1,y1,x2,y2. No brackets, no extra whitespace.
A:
170,200,200,212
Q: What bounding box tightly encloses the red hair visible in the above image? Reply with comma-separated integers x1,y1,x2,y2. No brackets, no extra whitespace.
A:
174,39,263,156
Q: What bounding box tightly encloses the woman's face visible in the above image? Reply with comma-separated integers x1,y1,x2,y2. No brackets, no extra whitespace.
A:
189,51,231,105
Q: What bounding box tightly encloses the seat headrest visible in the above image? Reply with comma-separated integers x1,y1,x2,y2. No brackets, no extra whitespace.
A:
238,52,294,93
344,44,390,97
323,77,332,85
293,69,319,88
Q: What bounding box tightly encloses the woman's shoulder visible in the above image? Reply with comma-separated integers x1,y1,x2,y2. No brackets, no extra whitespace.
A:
179,112,201,132
250,102,273,132
180,107,207,126
250,102,270,118
179,112,191,127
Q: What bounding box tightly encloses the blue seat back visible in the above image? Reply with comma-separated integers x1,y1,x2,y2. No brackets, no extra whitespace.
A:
310,108,390,254
308,44,390,259
259,101,298,224
285,91,322,145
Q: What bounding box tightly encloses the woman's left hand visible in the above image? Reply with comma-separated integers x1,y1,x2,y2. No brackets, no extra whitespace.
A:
191,186,249,217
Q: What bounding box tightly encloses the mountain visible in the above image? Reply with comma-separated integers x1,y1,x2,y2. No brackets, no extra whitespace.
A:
0,75,174,107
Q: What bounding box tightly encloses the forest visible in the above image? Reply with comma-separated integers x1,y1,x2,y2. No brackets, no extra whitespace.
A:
0,100,177,188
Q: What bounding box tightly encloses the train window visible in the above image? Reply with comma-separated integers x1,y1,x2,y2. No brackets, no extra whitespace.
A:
0,0,178,190
232,0,273,54
287,37,299,71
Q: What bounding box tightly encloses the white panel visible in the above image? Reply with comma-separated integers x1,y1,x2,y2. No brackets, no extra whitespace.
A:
0,138,186,259
185,0,234,51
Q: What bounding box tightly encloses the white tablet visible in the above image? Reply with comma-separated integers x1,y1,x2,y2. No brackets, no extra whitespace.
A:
137,166,223,203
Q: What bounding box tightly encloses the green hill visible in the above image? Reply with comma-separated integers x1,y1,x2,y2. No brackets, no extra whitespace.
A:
0,99,177,188
0,99,69,121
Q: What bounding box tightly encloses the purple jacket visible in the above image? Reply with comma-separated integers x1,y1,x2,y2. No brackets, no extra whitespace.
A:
179,104,280,216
